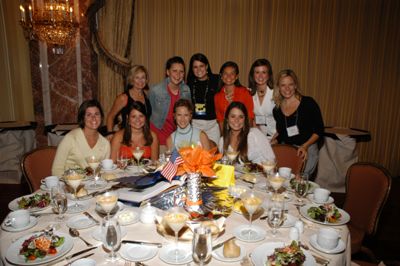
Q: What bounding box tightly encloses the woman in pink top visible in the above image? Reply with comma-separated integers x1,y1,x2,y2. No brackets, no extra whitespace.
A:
214,61,254,132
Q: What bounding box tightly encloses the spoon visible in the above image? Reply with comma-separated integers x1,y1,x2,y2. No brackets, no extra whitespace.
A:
69,228,93,246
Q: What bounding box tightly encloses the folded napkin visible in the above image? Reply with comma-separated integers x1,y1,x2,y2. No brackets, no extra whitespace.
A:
208,163,235,187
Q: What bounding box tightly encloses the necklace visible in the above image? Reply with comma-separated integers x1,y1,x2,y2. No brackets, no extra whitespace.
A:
173,125,194,147
224,87,234,103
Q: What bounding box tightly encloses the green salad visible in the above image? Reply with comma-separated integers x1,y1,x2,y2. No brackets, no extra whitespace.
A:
17,193,51,209
266,241,306,266
307,204,342,223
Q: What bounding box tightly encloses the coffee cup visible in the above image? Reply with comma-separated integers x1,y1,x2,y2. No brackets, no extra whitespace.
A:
41,176,59,188
278,167,292,179
313,188,331,203
5,210,30,228
317,228,340,250
102,159,114,170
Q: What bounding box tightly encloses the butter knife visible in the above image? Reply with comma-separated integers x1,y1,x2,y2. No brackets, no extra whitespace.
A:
83,212,100,225
122,240,162,248
63,252,94,266
311,254,330,265
212,236,235,251
65,246,97,260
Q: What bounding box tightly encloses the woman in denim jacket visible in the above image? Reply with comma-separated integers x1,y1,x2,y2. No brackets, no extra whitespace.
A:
148,56,191,152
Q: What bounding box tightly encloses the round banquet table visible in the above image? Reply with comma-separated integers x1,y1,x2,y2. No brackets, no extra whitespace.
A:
0,179,351,266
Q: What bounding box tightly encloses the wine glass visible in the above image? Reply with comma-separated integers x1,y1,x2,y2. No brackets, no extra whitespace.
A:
241,191,263,241
50,184,67,221
261,159,277,175
267,198,284,236
268,173,285,194
192,227,212,266
226,150,238,165
64,170,85,212
164,208,189,262
86,155,101,188
101,217,121,262
294,174,309,203
116,152,128,170
133,147,144,166
96,191,119,219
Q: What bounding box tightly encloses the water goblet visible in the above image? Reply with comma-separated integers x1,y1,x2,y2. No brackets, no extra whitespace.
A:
241,191,263,241
97,191,119,219
192,227,212,266
294,174,309,203
267,198,284,236
101,216,121,262
64,169,85,212
164,208,189,262
116,152,128,170
86,155,101,188
50,185,67,221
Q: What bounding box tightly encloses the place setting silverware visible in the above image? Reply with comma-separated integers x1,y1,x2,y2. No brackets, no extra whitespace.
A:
69,228,93,247
121,240,163,248
83,211,100,225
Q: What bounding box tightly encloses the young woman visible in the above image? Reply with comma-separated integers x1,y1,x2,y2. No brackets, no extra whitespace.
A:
218,101,275,164
186,53,220,145
106,65,152,138
272,69,324,176
166,99,210,151
111,101,159,162
248,58,276,139
148,56,191,152
214,61,254,132
52,100,110,176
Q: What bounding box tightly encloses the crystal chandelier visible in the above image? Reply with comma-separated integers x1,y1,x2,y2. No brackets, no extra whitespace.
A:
19,0,79,54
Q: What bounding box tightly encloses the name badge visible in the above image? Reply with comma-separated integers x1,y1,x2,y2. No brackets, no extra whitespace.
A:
195,103,206,116
287,125,299,137
255,115,267,125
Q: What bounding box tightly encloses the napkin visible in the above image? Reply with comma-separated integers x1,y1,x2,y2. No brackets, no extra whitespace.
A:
208,163,235,187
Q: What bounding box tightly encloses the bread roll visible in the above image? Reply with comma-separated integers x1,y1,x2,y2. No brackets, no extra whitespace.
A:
223,239,240,258
76,187,88,197
102,173,117,181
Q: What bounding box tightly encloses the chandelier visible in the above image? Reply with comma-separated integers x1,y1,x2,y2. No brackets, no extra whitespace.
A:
19,0,79,54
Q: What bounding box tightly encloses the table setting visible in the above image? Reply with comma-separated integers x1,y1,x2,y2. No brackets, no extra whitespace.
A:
0,147,351,266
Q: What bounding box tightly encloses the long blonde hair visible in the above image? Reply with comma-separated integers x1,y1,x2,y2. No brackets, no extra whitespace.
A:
273,69,302,107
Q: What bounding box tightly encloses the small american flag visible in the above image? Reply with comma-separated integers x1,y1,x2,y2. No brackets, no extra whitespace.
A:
161,149,184,182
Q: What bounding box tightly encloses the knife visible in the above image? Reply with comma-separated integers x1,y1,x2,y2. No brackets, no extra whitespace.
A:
63,252,94,266
83,212,100,225
65,246,97,260
311,254,330,265
212,236,235,251
122,240,162,248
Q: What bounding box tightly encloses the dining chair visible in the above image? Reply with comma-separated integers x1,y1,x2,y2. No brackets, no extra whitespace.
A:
20,146,58,193
271,144,304,175
343,162,391,258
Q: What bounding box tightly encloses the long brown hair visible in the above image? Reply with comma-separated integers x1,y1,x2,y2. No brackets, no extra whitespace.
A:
122,101,153,146
222,101,250,162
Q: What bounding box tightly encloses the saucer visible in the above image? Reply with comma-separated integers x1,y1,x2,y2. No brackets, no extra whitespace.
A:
117,209,139,225
233,225,266,242
120,243,158,262
307,195,334,204
91,226,127,241
1,216,38,232
309,234,346,254
102,164,117,172
66,214,96,229
212,243,246,262
159,244,192,265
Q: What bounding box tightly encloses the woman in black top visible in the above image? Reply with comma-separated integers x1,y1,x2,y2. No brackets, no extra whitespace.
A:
272,69,324,176
187,53,220,146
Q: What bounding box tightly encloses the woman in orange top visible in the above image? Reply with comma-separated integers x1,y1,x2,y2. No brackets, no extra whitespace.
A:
111,101,159,162
214,61,254,132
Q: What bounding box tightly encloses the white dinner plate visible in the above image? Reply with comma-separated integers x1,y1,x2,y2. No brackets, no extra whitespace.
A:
91,226,127,241
309,234,346,254
251,242,316,266
1,216,38,232
281,214,299,228
159,243,192,265
6,231,73,265
212,243,246,262
299,204,351,225
102,164,117,172
233,225,266,242
307,194,335,204
66,214,97,229
8,193,51,212
120,243,158,262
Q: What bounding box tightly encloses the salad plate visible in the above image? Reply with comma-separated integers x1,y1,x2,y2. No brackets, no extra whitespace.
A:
299,204,350,225
251,242,316,266
8,193,51,212
1,216,38,232
309,234,346,254
307,194,335,204
5,231,73,265
66,214,97,229
285,179,320,194
159,243,192,265
120,243,158,262
212,243,246,262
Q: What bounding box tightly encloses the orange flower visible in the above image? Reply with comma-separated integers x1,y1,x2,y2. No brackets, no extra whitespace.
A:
176,146,222,177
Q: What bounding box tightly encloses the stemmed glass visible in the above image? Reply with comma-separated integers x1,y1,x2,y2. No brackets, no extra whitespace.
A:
294,174,309,203
101,217,121,262
86,155,101,188
50,184,67,221
96,191,119,219
192,227,212,266
268,173,285,195
262,159,277,176
164,208,189,262
116,152,128,170
226,150,238,165
133,147,144,166
64,169,85,212
241,191,263,241
267,198,284,236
